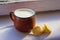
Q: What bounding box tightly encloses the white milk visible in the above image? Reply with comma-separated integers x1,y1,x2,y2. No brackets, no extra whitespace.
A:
14,8,35,18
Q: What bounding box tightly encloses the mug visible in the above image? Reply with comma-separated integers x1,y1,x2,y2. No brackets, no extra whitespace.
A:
10,8,36,33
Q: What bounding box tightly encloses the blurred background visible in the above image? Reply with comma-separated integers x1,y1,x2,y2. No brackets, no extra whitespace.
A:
0,0,60,15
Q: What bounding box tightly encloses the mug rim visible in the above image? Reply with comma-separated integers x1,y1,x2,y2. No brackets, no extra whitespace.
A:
14,8,35,18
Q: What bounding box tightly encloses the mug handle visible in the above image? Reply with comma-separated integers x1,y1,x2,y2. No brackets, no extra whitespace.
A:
10,12,15,21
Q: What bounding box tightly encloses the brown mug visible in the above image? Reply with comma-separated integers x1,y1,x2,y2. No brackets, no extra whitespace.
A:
10,8,36,33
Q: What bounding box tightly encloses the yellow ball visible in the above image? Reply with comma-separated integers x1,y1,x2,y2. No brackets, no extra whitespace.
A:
43,24,51,34
32,26,42,36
